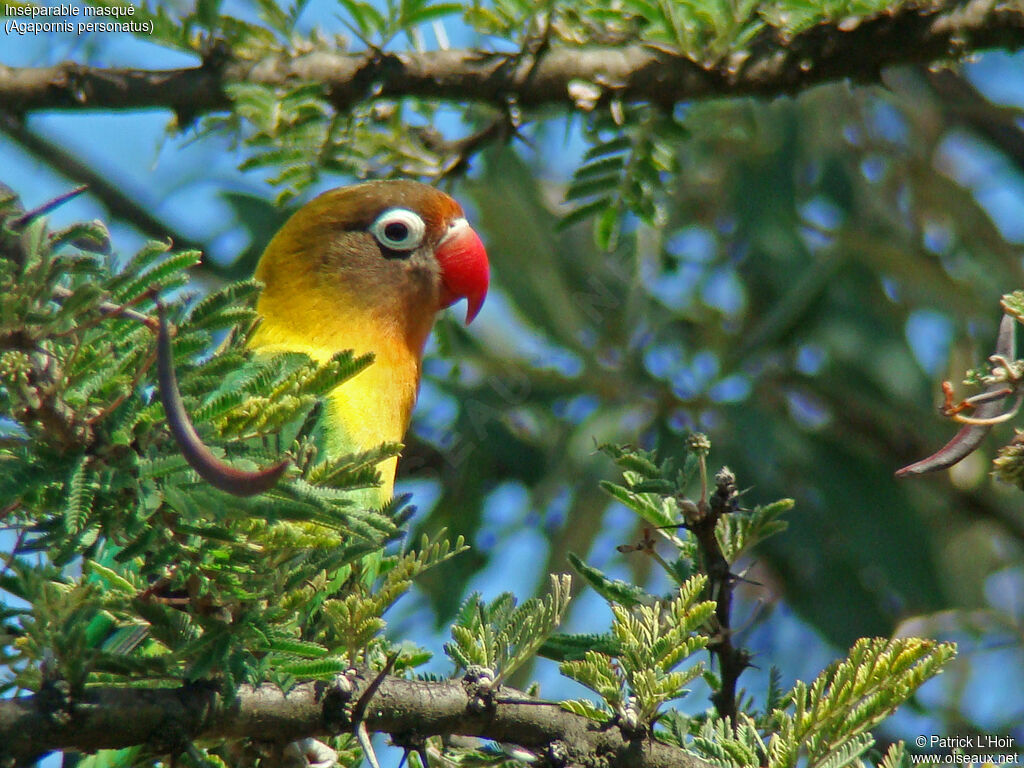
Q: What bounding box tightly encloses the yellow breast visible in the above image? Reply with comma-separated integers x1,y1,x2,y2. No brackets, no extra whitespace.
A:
249,284,428,502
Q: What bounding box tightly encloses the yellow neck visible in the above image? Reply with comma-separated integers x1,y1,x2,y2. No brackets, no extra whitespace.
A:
250,285,431,502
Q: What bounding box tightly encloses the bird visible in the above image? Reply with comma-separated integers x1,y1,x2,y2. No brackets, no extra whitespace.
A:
156,180,488,504
246,179,489,503
248,181,489,768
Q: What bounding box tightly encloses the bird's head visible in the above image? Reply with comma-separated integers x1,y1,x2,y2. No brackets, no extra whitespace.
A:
254,180,489,355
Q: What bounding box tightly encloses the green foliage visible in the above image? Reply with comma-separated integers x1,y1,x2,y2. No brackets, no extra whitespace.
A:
562,107,687,250
229,83,354,205
466,0,891,57
880,742,926,768
556,443,955,764
766,638,956,768
689,714,769,768
445,573,572,682
538,630,621,661
338,0,462,44
561,574,713,722
596,439,795,579
309,530,468,662
0,195,446,704
716,497,791,561
566,551,652,606
987,293,1024,487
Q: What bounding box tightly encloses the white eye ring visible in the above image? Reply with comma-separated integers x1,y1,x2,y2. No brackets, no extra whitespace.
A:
369,208,426,252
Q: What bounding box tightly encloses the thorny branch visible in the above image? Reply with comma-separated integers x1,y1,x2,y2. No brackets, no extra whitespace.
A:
0,671,713,768
678,455,749,731
618,439,751,731
0,1,1022,116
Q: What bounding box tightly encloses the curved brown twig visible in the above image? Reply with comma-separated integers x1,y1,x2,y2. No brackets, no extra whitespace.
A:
896,313,1018,477
156,300,289,496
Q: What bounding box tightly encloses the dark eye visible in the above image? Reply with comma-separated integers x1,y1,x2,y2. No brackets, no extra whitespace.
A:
384,222,408,241
370,208,425,252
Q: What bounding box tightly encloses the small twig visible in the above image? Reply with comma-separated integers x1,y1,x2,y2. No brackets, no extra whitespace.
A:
941,381,1012,415
516,3,555,89
616,527,680,582
393,734,432,768
155,300,290,496
10,185,88,229
897,314,1019,477
51,285,157,330
942,352,1022,424
413,113,513,180
683,463,746,731
0,501,23,524
492,695,561,706
951,392,1023,425
85,345,157,427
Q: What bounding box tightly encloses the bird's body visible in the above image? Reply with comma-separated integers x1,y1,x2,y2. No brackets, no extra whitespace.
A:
249,181,488,501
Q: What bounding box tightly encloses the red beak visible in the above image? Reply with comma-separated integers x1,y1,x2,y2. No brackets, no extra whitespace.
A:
436,218,489,324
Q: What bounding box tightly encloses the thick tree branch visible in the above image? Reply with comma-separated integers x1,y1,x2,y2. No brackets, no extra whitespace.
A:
0,673,711,768
1,1,1023,115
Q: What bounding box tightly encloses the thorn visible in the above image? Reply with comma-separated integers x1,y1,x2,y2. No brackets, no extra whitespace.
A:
356,721,382,768
11,185,89,229
729,570,762,587
155,300,289,495
285,738,337,768
350,653,397,726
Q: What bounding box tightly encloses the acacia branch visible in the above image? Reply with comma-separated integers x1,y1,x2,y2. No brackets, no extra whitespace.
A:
680,460,748,731
1,1,1023,115
0,673,711,768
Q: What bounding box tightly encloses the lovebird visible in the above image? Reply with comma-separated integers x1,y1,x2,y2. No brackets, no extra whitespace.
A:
75,181,489,768
247,180,489,768
249,180,489,504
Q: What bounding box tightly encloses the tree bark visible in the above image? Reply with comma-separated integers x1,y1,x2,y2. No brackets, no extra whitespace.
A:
1,0,1022,116
0,672,712,768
